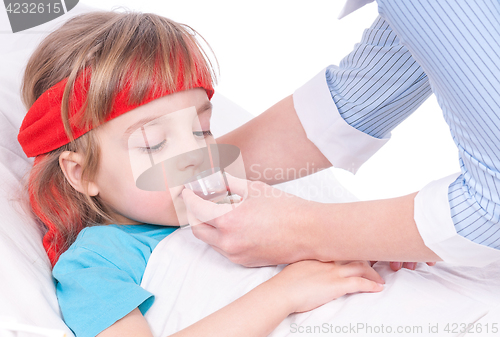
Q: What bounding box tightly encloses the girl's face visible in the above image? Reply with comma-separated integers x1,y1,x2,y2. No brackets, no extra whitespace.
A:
92,88,214,226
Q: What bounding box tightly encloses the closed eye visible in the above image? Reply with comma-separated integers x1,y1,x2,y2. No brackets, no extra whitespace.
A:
193,130,213,138
139,139,166,154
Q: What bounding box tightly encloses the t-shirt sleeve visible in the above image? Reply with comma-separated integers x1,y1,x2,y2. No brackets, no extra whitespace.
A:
52,227,155,337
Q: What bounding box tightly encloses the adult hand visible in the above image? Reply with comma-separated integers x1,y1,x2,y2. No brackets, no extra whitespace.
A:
370,260,436,271
182,173,441,267
182,173,315,267
389,261,436,271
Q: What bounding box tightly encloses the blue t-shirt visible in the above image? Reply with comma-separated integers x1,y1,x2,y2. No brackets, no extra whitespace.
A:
52,224,179,337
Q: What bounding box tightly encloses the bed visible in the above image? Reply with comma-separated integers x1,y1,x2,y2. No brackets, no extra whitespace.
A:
1,3,499,337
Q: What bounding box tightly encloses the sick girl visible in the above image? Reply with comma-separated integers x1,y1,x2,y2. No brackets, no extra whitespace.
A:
18,11,384,337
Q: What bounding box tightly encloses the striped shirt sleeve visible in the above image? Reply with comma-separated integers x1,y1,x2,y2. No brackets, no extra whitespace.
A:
376,0,500,266
326,16,431,140
293,16,432,174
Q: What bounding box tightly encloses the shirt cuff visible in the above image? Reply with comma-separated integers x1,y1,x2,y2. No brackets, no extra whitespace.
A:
414,173,500,267
293,68,390,174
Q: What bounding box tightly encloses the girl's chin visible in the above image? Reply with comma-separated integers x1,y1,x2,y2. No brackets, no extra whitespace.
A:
150,211,187,227
119,211,183,227
174,212,188,227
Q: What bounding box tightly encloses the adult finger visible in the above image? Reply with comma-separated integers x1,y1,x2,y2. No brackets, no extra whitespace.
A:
210,244,230,259
389,262,403,271
224,173,250,199
182,188,234,225
390,262,417,271
187,221,220,247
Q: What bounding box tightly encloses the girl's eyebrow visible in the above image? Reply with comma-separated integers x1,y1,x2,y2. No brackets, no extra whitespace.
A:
123,101,213,137
198,101,213,115
197,101,213,120
123,116,163,137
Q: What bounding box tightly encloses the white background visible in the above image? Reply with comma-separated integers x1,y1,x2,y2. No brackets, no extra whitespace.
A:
11,0,462,200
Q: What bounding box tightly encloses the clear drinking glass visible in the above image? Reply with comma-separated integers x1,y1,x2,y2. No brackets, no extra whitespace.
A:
183,167,229,203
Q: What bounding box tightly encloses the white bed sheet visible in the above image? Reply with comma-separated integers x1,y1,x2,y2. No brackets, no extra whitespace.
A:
142,228,500,337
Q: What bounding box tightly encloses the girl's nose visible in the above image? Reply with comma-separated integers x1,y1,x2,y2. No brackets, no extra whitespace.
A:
175,134,207,171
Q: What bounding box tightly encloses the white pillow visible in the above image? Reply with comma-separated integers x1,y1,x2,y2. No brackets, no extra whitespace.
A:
0,4,102,336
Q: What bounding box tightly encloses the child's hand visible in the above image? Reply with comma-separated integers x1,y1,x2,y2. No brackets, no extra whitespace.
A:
270,260,385,314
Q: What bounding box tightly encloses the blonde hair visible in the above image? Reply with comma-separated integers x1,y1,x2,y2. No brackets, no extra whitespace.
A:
22,11,217,261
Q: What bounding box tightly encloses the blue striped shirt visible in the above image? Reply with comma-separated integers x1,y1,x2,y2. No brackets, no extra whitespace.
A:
327,1,500,250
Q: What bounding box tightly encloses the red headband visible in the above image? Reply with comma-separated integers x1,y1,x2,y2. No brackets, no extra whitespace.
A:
18,68,214,157
19,67,214,267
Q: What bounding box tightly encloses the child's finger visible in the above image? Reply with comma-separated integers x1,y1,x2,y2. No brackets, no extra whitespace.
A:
339,261,385,284
337,277,385,295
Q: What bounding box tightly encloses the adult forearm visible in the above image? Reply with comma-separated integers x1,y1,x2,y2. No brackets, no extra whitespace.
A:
216,95,332,185
169,278,292,337
303,192,442,262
